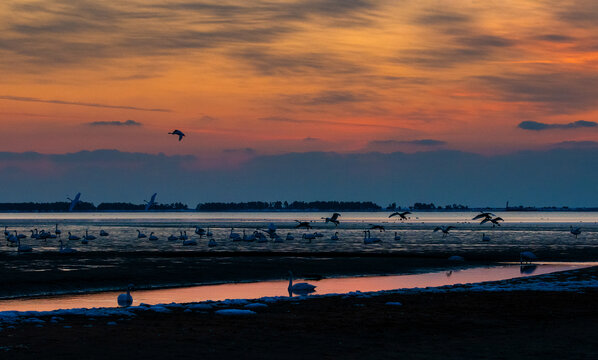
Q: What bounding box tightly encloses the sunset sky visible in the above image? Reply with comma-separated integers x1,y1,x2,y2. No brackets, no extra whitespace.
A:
0,1,597,204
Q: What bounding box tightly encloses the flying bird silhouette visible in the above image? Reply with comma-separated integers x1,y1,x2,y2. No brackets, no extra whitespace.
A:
434,225,455,237
389,211,411,220
295,220,312,229
168,129,185,141
322,213,341,226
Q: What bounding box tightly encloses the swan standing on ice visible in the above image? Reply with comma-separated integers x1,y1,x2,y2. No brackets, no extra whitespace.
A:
117,284,134,307
331,232,339,240
482,233,491,242
394,232,401,241
54,224,61,236
136,230,147,239
570,226,581,239
286,233,294,241
288,271,316,295
149,232,159,241
195,226,206,237
99,229,109,236
168,129,185,141
68,232,80,241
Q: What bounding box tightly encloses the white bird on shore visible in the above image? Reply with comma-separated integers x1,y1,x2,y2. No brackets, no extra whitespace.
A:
68,232,80,241
520,251,537,264
168,129,185,141
394,232,401,241
288,271,316,295
286,233,294,241
331,232,339,240
59,239,77,254
229,228,241,241
136,230,147,239
149,232,158,241
482,233,491,242
117,284,134,307
570,226,581,239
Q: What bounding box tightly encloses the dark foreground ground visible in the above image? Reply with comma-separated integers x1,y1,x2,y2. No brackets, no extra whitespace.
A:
1,285,597,359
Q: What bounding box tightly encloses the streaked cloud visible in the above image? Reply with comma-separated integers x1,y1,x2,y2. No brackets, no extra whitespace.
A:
0,95,171,112
88,120,142,127
370,139,447,147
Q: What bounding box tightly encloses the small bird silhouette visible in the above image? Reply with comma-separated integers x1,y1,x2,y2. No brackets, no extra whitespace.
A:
389,211,411,220
168,129,185,141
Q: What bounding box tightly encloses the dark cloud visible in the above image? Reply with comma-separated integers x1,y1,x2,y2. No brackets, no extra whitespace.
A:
88,120,142,127
199,115,217,122
369,139,447,146
414,11,471,25
286,90,369,106
535,34,576,42
303,137,320,142
0,95,171,112
222,147,256,155
551,140,598,149
518,120,597,131
477,72,598,113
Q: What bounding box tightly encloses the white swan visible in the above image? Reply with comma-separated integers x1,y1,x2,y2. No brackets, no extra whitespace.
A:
117,284,134,307
286,233,294,241
520,251,537,264
208,238,217,247
195,226,205,236
364,230,381,244
54,224,61,236
149,232,158,241
482,233,491,242
394,231,401,241
99,229,109,236
6,231,17,246
182,238,197,246
433,226,455,237
229,228,241,241
59,239,77,253
570,226,581,239
331,232,339,240
17,237,32,253
206,227,213,237
167,234,178,241
302,233,316,242
179,231,188,240
84,229,96,241
3,226,9,237
273,234,284,243
288,271,316,295
68,232,80,241
137,230,147,239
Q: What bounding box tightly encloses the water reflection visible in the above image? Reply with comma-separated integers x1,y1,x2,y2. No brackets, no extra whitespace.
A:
520,265,537,274
0,264,585,312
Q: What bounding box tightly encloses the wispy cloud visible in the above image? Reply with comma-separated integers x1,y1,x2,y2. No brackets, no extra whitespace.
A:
88,119,142,127
222,147,256,155
369,139,447,147
0,95,171,112
260,116,403,129
518,120,597,131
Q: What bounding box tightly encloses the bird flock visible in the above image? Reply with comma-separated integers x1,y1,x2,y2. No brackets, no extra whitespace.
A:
1,211,587,255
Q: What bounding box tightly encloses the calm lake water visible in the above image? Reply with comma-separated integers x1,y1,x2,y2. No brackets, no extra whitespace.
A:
0,264,584,312
0,211,596,253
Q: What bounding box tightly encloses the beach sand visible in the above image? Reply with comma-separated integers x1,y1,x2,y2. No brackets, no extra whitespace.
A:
1,267,597,359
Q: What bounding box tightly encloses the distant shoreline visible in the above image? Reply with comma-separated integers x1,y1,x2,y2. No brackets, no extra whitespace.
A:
0,208,598,213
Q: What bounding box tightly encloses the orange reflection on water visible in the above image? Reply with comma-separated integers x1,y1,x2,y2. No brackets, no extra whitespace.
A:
0,264,585,312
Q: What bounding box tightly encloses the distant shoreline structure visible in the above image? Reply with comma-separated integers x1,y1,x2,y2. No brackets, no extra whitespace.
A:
0,201,594,212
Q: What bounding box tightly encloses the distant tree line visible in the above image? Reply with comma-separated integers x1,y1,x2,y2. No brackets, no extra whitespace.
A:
0,202,188,212
196,201,382,211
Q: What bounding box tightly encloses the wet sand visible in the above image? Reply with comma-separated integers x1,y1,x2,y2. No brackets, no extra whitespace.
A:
2,246,598,298
1,267,598,359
